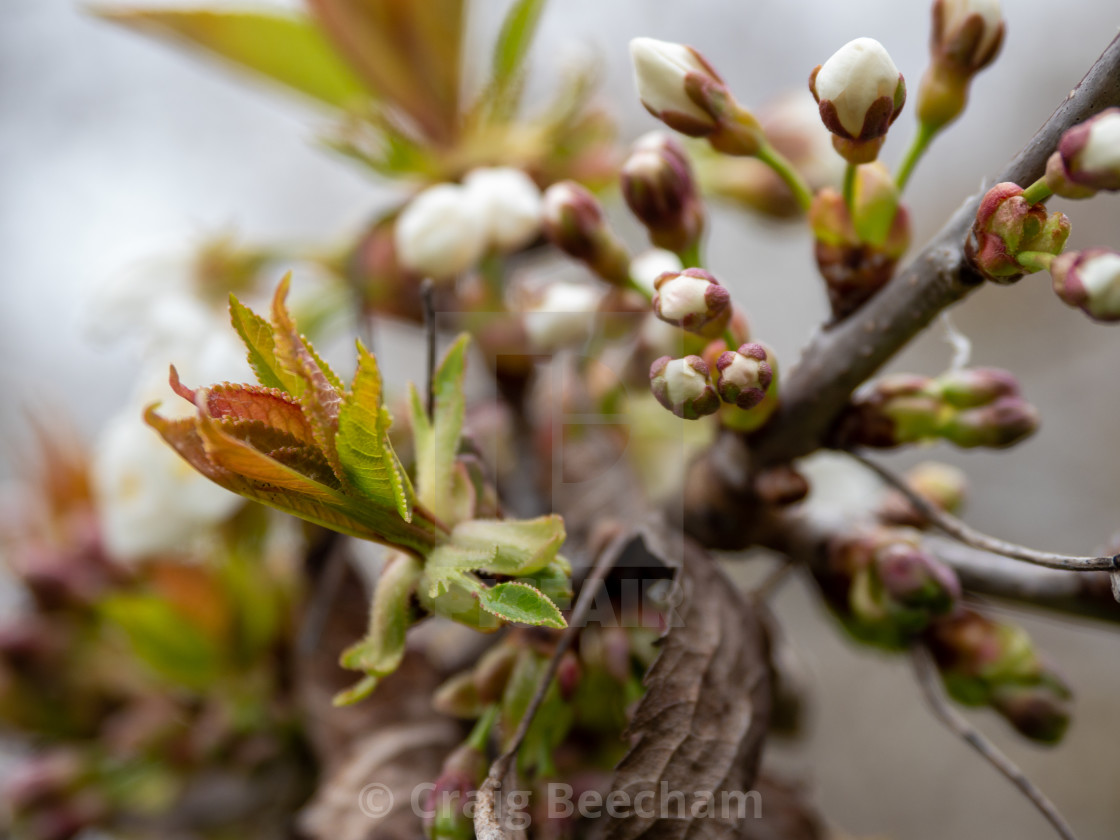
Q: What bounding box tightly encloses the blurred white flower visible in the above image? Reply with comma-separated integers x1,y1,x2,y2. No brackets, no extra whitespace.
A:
523,282,603,351
464,167,543,252
629,249,682,293
395,183,488,280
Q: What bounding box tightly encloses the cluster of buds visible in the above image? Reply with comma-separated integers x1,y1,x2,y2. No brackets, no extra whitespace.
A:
825,526,961,647
926,610,1072,743
621,132,705,256
916,0,1005,131
1044,108,1120,199
809,37,907,164
629,38,765,156
810,162,911,319
835,367,1039,450
395,166,543,281
1050,248,1120,322
541,181,632,285
966,182,1070,283
878,460,969,528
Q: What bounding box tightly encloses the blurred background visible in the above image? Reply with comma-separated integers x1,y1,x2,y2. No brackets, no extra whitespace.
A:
1,0,1118,837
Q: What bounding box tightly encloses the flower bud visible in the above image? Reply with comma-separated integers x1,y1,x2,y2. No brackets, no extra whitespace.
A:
941,395,1039,449
463,167,543,252
1046,108,1120,196
522,282,604,351
918,0,1004,129
934,366,1019,407
556,650,582,701
832,374,943,448
990,670,1073,744
541,182,631,284
629,38,764,155
810,168,911,320
621,132,705,254
810,37,906,164
965,183,1070,283
651,268,731,336
874,542,960,616
714,343,773,409
395,183,487,280
649,355,720,419
880,461,968,527
630,248,683,295
1050,248,1120,321
425,742,486,839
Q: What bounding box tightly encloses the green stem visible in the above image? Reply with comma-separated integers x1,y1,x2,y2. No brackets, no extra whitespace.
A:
842,163,858,213
895,121,939,192
1016,251,1057,274
756,142,814,212
1021,178,1054,206
467,704,499,752
678,240,704,269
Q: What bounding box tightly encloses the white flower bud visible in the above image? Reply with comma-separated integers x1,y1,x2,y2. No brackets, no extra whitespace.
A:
1051,249,1120,321
649,355,720,419
939,0,1003,66
811,37,905,141
651,268,730,334
463,167,543,252
523,282,604,350
395,184,487,280
630,38,722,132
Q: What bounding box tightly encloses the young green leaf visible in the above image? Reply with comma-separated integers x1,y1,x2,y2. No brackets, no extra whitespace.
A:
229,294,303,395
336,343,415,523
93,8,369,110
490,0,548,111
476,582,566,629
409,333,470,522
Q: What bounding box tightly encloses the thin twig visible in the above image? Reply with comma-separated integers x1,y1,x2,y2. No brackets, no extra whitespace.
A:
849,451,1120,575
910,646,1080,840
475,531,629,836
421,277,436,418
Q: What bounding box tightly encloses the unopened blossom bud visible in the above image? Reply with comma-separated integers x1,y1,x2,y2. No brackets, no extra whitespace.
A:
522,281,604,351
810,169,910,319
541,182,630,284
934,367,1019,407
941,396,1039,449
880,461,968,527
651,268,731,336
621,132,705,254
965,183,1070,283
832,374,942,448
395,183,487,280
1045,108,1120,197
810,37,906,164
649,355,720,419
874,542,960,616
918,0,1004,129
990,670,1073,744
425,742,487,839
556,650,582,701
629,38,764,156
1050,248,1120,322
463,167,543,251
714,343,773,409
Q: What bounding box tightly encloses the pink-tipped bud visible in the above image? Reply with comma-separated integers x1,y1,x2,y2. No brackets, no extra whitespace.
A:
651,268,731,336
541,182,631,285
1046,108,1120,197
1050,248,1120,322
990,669,1073,744
965,183,1070,283
556,650,582,702
425,743,487,838
810,37,906,164
649,355,720,420
621,132,705,254
629,38,764,156
874,543,961,615
714,343,773,409
942,396,1039,449
934,366,1020,407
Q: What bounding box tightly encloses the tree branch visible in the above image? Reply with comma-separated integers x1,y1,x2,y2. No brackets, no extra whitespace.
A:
750,33,1120,468
910,646,1080,840
849,452,1120,576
